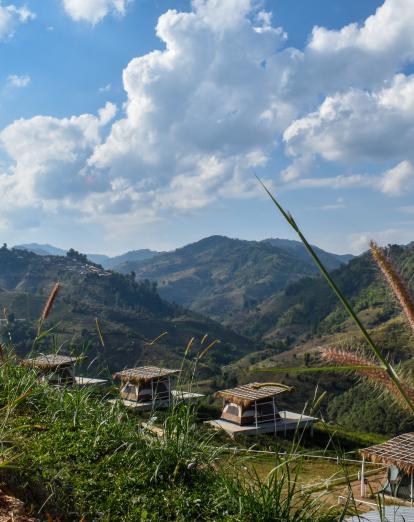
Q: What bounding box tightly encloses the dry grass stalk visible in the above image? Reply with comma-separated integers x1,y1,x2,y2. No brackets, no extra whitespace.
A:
198,339,220,359
146,331,168,346
322,347,414,411
370,240,414,336
95,317,105,348
184,336,195,357
41,282,60,322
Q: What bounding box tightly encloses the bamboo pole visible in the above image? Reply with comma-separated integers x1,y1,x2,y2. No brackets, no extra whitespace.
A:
360,455,366,498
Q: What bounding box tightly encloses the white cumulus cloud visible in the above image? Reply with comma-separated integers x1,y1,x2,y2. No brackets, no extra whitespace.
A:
0,102,116,206
0,2,35,40
7,74,30,87
380,160,414,196
3,0,414,240
284,74,414,176
62,0,131,24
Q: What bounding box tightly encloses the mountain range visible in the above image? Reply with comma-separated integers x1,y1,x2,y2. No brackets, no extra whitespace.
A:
9,236,414,434
113,235,353,333
13,243,159,270
0,245,252,377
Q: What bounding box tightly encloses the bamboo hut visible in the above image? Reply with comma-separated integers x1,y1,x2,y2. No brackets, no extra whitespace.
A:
215,382,293,426
113,366,179,405
23,355,78,385
207,382,318,438
22,354,107,387
360,433,414,504
112,366,203,410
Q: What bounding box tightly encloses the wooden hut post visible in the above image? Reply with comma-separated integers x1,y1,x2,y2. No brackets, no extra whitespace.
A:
168,375,171,406
360,455,365,498
411,470,413,506
150,379,154,404
254,401,258,429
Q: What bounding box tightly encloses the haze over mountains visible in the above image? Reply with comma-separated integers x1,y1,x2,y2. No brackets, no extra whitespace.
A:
14,243,159,270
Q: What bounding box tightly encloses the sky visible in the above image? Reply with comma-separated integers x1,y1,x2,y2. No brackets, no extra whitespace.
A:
1,0,414,255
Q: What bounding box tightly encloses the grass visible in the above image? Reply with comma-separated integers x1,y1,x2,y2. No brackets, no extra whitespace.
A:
0,348,348,521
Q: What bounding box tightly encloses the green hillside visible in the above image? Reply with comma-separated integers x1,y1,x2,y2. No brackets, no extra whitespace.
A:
115,235,352,327
245,243,414,435
0,246,253,376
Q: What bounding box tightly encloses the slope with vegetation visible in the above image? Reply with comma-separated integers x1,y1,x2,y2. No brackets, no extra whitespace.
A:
116,235,352,327
0,245,252,376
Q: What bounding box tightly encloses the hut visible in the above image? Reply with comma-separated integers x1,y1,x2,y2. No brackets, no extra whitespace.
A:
113,366,180,407
112,366,204,410
22,354,107,387
216,382,293,426
360,433,414,504
207,382,318,438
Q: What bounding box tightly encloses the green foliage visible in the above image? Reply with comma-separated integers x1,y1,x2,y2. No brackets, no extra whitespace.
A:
0,354,338,521
327,383,414,436
118,235,349,331
0,246,252,373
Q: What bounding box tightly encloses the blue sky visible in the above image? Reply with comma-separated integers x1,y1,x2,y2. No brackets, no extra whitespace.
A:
1,0,414,255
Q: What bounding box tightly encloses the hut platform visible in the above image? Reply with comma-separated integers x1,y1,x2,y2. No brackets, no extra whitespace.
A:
109,390,204,411
206,411,318,438
74,376,108,387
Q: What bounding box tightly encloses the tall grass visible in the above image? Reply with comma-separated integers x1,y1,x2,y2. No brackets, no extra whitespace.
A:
0,343,344,520
258,178,414,415
0,277,349,520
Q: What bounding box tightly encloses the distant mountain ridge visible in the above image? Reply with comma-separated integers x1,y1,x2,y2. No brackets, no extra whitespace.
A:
13,243,159,270
261,238,353,265
114,235,354,328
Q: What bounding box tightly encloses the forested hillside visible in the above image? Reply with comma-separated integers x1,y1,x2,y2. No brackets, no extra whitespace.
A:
0,246,252,376
116,235,352,326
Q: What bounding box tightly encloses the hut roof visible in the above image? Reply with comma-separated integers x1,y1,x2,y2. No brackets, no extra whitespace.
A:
215,382,293,407
22,354,78,369
361,433,414,474
113,366,180,384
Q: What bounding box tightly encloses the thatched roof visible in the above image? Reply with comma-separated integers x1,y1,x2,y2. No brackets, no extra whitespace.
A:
361,433,414,474
113,366,180,384
22,354,78,370
215,382,293,407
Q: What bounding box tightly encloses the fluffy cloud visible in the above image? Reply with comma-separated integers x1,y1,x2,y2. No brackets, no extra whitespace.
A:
304,0,414,92
3,0,414,239
0,2,35,40
380,161,414,196
284,74,414,164
0,102,116,206
7,74,30,87
62,0,131,24
88,1,290,211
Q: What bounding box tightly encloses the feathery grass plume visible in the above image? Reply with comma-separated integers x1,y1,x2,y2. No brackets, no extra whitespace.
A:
198,339,220,359
95,317,105,348
257,176,414,415
200,333,208,345
184,336,195,357
146,331,168,345
370,240,414,336
37,282,60,336
41,282,60,322
322,347,414,411
0,343,3,363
